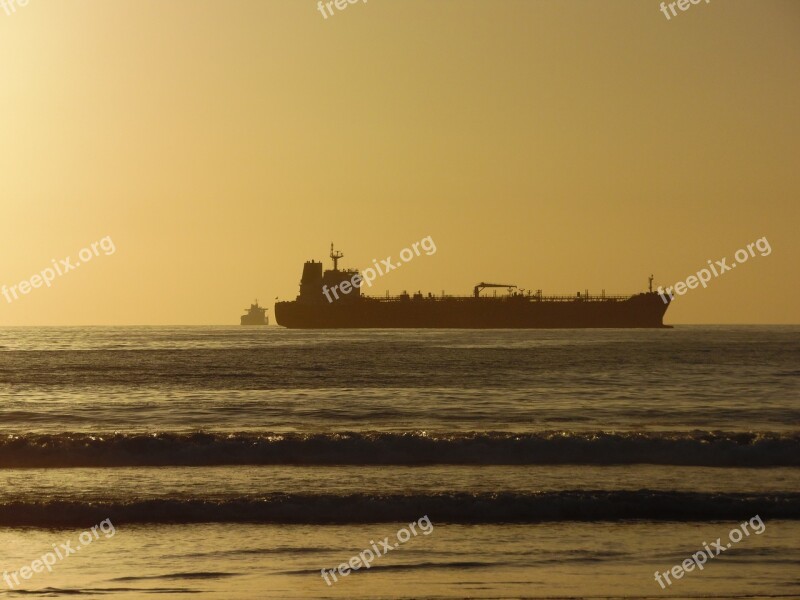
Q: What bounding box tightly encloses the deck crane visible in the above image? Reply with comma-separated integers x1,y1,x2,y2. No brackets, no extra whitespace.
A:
473,282,517,298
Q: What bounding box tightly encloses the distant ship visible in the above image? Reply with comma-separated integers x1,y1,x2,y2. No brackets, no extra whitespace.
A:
274,246,671,329
241,300,269,325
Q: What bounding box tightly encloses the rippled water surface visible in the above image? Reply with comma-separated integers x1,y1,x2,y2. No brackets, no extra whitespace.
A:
0,326,797,598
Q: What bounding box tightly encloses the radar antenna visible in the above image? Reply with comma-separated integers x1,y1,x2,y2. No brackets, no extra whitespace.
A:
330,243,344,271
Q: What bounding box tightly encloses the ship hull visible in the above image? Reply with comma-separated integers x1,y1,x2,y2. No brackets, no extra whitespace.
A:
240,316,269,325
275,293,670,329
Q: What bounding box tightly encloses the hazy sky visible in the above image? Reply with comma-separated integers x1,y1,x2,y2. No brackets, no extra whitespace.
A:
0,0,797,325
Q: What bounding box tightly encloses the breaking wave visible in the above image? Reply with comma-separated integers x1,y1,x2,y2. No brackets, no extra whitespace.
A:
0,491,798,526
0,430,797,468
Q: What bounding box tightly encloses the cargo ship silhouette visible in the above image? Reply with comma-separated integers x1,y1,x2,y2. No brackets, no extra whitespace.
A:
274,246,671,329
240,300,269,325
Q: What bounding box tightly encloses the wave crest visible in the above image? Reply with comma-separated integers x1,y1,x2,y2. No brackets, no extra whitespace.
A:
0,431,797,467
1,491,798,525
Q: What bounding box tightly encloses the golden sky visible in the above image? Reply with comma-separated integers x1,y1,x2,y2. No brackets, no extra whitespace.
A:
0,0,797,325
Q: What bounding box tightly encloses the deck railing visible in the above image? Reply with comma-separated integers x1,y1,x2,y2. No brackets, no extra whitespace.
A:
360,293,636,303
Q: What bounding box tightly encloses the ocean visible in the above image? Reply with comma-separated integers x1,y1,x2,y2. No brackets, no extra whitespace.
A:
0,325,798,598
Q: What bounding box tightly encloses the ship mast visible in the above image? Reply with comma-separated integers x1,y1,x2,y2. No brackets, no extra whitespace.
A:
330,243,344,271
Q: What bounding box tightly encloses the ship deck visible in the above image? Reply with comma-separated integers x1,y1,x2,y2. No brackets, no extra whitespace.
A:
359,293,638,303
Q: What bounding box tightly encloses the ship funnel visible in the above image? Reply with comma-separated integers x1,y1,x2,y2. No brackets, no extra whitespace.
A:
300,260,323,299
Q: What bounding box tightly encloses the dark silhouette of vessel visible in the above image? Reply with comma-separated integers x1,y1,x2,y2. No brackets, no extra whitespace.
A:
240,300,269,325
274,246,670,329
